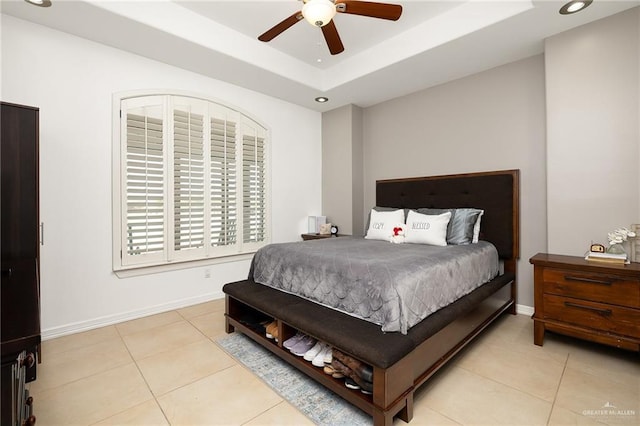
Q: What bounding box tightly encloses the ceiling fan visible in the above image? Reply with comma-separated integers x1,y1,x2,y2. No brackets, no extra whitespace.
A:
258,0,403,55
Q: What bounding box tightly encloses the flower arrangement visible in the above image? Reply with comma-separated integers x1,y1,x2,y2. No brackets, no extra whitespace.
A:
606,227,636,255
608,227,637,246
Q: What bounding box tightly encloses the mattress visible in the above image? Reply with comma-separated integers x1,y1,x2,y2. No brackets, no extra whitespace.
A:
250,237,499,334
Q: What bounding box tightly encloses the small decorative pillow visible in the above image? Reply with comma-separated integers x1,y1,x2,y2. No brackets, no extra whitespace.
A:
405,210,452,246
365,209,405,241
389,224,406,244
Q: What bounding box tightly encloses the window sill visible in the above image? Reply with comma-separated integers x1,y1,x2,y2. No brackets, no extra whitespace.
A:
114,252,255,278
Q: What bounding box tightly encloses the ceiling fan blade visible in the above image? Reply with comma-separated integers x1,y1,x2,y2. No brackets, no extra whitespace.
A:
258,12,303,42
336,1,402,21
321,21,344,55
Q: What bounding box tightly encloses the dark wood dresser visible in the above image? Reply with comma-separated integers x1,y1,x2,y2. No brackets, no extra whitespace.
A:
530,253,640,352
1,102,41,425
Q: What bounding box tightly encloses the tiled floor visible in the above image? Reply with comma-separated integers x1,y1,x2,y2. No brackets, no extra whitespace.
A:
29,299,639,425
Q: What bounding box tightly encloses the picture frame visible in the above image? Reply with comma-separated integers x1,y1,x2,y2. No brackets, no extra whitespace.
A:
632,224,640,263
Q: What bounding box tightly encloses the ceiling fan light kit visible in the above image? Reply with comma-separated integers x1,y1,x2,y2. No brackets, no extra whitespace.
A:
259,0,402,55
303,0,337,27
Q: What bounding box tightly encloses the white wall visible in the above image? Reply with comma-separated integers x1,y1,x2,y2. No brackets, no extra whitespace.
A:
545,8,640,255
1,15,322,338
362,55,548,309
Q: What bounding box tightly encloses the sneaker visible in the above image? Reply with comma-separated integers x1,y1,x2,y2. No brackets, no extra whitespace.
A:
283,332,305,350
355,377,373,393
312,345,332,367
304,342,326,362
323,346,333,364
290,336,316,356
345,377,360,390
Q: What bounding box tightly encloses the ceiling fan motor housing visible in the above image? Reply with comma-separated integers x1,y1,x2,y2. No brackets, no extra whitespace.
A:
302,0,337,27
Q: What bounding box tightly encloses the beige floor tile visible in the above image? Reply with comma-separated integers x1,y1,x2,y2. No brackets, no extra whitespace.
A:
41,325,120,357
189,311,228,340
420,366,552,425
533,331,580,364
33,363,153,426
397,403,461,426
92,399,169,426
244,401,315,425
122,320,207,360
565,342,640,389
479,314,572,365
455,338,566,401
137,339,236,396
177,298,224,319
28,305,640,426
548,405,608,426
157,364,282,425
30,337,132,393
116,311,184,337
555,365,639,425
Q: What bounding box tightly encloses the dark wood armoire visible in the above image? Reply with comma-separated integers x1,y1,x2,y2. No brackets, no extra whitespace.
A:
1,102,41,426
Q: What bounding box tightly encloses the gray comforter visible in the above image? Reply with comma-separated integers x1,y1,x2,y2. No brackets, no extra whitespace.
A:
250,237,499,334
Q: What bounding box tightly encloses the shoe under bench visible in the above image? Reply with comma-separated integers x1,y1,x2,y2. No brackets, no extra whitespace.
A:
223,276,515,426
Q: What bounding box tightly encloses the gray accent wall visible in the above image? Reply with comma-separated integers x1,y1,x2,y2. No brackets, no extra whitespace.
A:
320,8,640,310
322,104,364,236
545,7,640,256
360,55,547,309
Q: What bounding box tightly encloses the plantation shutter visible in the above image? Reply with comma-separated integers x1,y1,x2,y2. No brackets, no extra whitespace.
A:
242,121,267,244
122,99,166,265
172,100,206,256
115,93,269,271
210,113,237,248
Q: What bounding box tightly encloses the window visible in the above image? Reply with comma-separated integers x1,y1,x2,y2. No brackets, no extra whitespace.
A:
113,93,269,270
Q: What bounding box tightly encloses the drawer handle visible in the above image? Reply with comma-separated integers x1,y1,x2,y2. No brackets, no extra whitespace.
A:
564,275,613,286
564,301,612,316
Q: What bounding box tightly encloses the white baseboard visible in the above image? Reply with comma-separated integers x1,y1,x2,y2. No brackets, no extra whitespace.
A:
42,295,536,341
515,304,534,316
41,291,225,341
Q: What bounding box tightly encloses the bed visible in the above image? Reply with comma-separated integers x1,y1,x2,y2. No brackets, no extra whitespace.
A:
223,169,520,425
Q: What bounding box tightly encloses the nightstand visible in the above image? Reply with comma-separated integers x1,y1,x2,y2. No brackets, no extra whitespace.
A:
530,253,640,352
301,233,344,241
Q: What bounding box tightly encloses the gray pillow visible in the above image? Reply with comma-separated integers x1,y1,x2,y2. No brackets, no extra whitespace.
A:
417,208,482,245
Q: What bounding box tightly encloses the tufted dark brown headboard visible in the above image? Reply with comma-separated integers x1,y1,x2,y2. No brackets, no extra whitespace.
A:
376,170,520,260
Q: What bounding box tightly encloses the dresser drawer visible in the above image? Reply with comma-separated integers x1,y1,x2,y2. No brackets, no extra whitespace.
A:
543,294,640,338
543,268,640,308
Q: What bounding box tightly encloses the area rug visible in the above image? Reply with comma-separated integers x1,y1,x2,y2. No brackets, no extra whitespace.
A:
217,332,372,426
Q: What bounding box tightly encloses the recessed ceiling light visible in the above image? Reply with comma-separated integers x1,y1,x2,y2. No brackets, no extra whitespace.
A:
315,97,329,103
24,0,52,7
559,0,592,15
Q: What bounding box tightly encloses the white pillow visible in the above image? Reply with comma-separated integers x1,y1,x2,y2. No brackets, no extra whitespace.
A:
405,210,452,246
472,210,484,243
365,209,405,241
